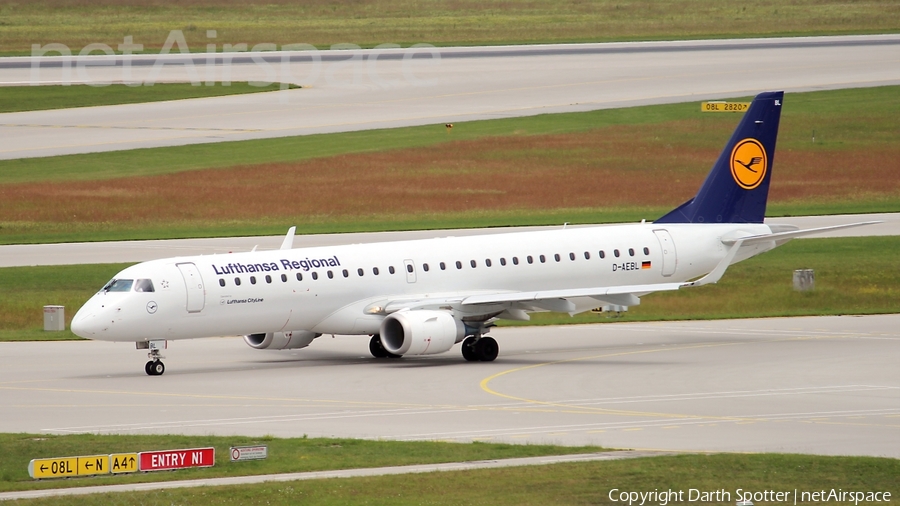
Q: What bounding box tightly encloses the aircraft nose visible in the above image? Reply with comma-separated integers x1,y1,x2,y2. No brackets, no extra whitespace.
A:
70,302,97,338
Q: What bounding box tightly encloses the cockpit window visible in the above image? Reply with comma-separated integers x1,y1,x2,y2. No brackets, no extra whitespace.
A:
134,279,155,292
103,279,133,292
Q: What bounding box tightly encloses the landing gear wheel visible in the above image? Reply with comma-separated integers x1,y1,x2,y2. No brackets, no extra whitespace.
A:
474,336,499,362
146,360,165,376
461,336,478,362
369,335,401,359
369,335,388,358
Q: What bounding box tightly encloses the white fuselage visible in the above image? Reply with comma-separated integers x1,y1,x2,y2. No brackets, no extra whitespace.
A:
71,222,774,344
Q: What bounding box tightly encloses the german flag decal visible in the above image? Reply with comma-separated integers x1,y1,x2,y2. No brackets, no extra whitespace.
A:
641,261,651,269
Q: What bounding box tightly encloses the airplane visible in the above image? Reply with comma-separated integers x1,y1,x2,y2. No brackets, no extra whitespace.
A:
71,91,876,375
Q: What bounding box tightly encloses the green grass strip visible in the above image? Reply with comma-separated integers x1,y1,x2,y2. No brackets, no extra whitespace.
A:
1,85,896,185
4,450,898,505
0,433,604,492
0,82,297,114
1,0,899,54
2,236,898,339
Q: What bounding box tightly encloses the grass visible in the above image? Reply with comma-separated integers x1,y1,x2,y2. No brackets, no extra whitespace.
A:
1,0,898,54
1,86,898,245
0,82,298,114
3,450,899,504
0,433,606,492
2,237,898,340
507,236,900,327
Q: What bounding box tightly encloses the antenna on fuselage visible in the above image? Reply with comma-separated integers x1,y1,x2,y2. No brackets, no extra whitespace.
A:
280,226,297,250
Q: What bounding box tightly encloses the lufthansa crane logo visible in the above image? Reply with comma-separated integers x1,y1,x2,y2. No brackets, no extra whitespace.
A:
730,138,767,190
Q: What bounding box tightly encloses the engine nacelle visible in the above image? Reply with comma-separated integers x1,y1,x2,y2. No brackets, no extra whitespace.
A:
380,310,465,356
244,331,320,350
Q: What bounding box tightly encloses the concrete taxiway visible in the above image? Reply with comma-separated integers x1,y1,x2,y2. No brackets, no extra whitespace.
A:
2,35,899,159
2,315,897,457
0,213,896,268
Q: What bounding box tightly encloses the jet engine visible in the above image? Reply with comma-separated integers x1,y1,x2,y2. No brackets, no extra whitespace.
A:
380,310,466,356
244,331,320,350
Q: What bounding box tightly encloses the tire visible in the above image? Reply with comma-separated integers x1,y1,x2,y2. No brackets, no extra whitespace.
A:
461,336,478,362
475,337,499,362
369,335,388,358
149,361,165,376
145,361,154,375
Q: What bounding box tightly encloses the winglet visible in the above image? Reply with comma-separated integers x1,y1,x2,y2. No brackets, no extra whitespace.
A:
683,239,745,288
280,226,297,251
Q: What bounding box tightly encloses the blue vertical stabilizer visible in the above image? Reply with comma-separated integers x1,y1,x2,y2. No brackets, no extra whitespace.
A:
655,91,783,224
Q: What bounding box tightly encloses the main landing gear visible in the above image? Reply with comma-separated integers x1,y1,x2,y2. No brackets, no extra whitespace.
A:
137,340,167,375
461,335,498,362
369,334,401,359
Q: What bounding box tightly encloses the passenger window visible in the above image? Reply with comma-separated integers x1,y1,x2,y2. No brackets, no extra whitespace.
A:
569,252,576,261
500,258,507,266
296,273,303,281
512,257,519,265
312,272,319,280
554,253,561,262
470,260,477,268
456,261,462,269
327,271,334,279
358,268,364,276
281,274,288,282
342,269,349,278
250,276,257,284
235,277,242,286
614,249,620,258
527,256,533,264
440,262,446,270
485,259,492,267
423,263,430,272
134,279,155,292
373,267,380,275
584,251,590,260
389,266,396,274
540,255,546,263
629,248,635,257
599,250,606,259
218,279,225,287
406,264,414,273
644,247,650,255
265,275,272,283
103,279,133,292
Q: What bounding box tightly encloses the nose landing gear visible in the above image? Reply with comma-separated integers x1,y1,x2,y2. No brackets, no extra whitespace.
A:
145,359,165,376
137,340,168,375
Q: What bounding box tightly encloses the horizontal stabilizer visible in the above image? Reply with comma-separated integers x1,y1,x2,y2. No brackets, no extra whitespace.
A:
722,221,881,246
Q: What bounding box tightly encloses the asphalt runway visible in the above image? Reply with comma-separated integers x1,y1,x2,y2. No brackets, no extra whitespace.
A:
1,213,896,268
2,315,897,457
2,35,899,159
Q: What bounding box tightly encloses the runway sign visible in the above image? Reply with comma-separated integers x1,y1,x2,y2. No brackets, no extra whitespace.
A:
29,455,109,479
701,101,750,112
230,445,268,462
139,447,215,472
110,453,139,474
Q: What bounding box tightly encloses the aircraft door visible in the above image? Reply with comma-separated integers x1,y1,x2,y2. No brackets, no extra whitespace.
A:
403,259,417,283
176,262,206,313
652,229,678,277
